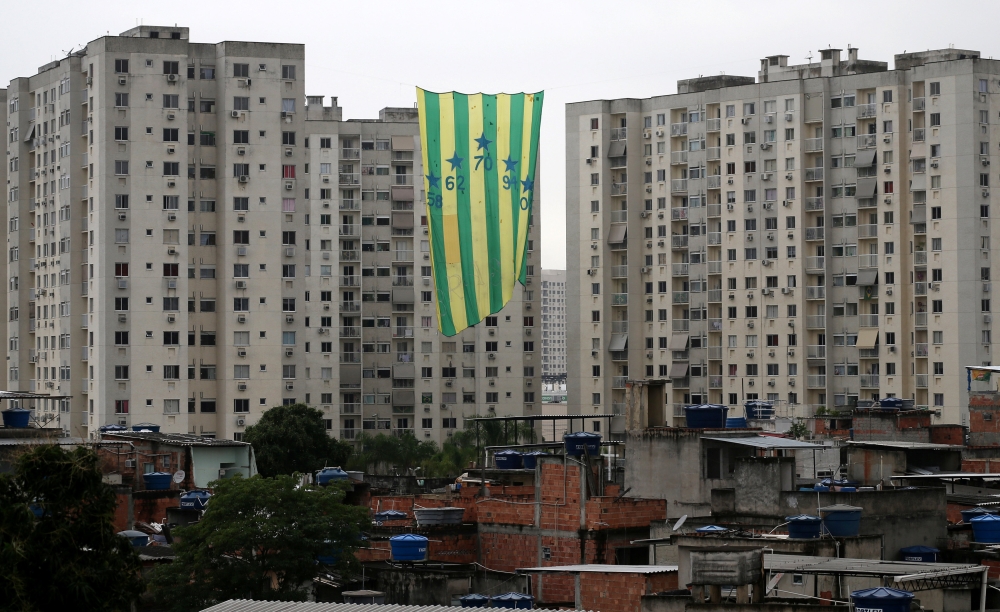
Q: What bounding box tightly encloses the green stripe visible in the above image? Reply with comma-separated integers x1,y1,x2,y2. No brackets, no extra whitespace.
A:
518,93,544,284
452,93,480,324
507,94,525,262
423,92,455,336
481,94,503,313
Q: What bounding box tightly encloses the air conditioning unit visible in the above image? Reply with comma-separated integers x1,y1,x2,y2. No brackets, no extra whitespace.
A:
760,143,772,150
781,287,790,294
768,379,775,387
639,211,648,218
889,345,897,353
285,383,294,391
985,190,991,198
657,240,664,247
986,315,993,324
285,315,294,323
782,200,790,207
239,176,250,184
488,353,496,360
788,378,795,386
167,247,177,255
788,348,795,356
643,132,651,139
764,115,773,124
237,349,247,357
591,243,598,250
166,113,175,120
884,196,892,204
319,327,329,334
761,260,771,267
285,182,294,190
166,314,175,323
166,279,177,289
761,172,772,180
727,177,734,185
641,266,650,273
237,314,247,323
167,214,177,222
645,186,652,193
230,110,240,118
237,382,248,391
488,328,495,336
747,234,753,241
657,212,664,219
118,77,127,85
237,147,246,156
236,417,246,427
727,203,734,211
646,296,653,303
785,173,793,180
526,379,533,386
238,215,246,223
884,166,891,174
767,232,774,241
983,157,991,166
769,349,775,357
655,128,664,137
322,175,330,183
748,379,755,386
986,283,992,293
118,314,127,323
445,380,453,387
237,246,247,256
741,117,750,125
285,349,294,357
930,161,939,169
785,113,794,122
235,280,248,289
747,350,755,357
285,247,295,257
285,149,293,157
883,136,891,143
586,158,592,165
167,74,178,82
729,293,735,300
125,458,136,468
748,321,755,328
167,180,176,188
886,287,893,295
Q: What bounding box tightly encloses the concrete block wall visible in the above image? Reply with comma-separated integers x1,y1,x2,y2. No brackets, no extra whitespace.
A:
577,573,678,612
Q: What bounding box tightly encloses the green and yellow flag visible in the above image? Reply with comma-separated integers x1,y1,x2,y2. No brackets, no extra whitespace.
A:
417,88,543,336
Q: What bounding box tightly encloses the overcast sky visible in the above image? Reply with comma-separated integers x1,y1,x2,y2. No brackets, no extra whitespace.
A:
3,0,999,270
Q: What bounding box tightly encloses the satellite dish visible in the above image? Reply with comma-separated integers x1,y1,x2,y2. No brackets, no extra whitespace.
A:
672,515,688,531
172,470,186,484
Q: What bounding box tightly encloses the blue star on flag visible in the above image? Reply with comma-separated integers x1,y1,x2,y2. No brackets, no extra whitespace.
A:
502,155,518,173
521,176,534,192
426,172,441,189
446,151,464,171
474,132,493,151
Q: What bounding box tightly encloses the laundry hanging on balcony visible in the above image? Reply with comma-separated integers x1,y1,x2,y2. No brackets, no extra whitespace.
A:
417,88,543,336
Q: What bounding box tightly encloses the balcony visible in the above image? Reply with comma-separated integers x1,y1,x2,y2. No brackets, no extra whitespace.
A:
709,318,722,331
340,404,360,415
916,374,929,388
392,150,414,162
858,224,878,239
340,301,361,312
708,261,722,275
339,173,361,186
708,346,722,360
857,103,877,119
805,197,824,211
391,201,414,211
672,291,690,304
81,314,89,328
805,257,825,272
670,207,688,221
806,315,826,329
672,319,689,332
610,210,628,223
340,275,359,287
671,151,688,165
807,375,827,388
611,182,628,196
860,375,879,388
394,174,414,186
611,265,628,278
611,127,627,140
913,128,925,142
609,156,627,169
340,429,360,440
672,263,689,276
859,314,879,327
392,429,415,438
611,293,628,306
397,352,414,363
915,312,927,327
804,138,824,152
708,232,721,245
340,326,360,338
913,251,928,266
857,197,877,209
394,250,414,262
340,199,359,210
392,326,414,338
340,250,360,262
341,148,361,159
706,175,721,189
612,402,626,415
915,282,927,296
707,289,722,302
807,345,826,359
339,224,359,236
340,352,361,363
706,147,721,161
856,166,878,178
804,167,824,181
671,235,689,249
805,227,825,241
859,347,880,359
670,123,687,137
857,134,877,149
612,376,629,388
392,276,414,286
611,321,629,333
708,204,722,217
671,179,688,193
710,375,723,388
610,350,628,361
858,254,878,268
915,343,929,357
706,118,721,132
806,286,825,300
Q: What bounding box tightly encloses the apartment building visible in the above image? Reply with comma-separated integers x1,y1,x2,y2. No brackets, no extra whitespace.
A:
541,269,567,377
567,46,993,429
6,25,540,443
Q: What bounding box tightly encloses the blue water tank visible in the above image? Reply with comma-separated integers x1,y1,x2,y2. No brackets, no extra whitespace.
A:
850,587,914,612
143,472,172,491
521,451,548,470
821,504,862,537
744,401,775,420
460,594,491,608
494,449,523,470
684,404,728,428
2,409,31,428
131,423,161,432
695,525,728,533
876,397,905,410
899,546,939,562
373,509,408,522
180,490,212,510
316,467,349,485
961,507,996,523
491,592,534,609
971,514,1000,543
317,542,341,566
786,515,822,539
98,424,127,433
564,432,602,456
726,417,748,428
117,530,150,547
389,533,428,561
813,485,830,492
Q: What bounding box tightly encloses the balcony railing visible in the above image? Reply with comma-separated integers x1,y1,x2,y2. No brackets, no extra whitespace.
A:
340,352,361,363
671,179,688,193
858,224,878,238
670,123,687,137
708,232,721,245
913,128,925,142
915,312,927,327
672,319,689,332
612,376,628,388
670,207,688,221
857,103,877,119
339,224,359,236
856,166,878,178
340,429,360,440
394,174,414,186
609,210,628,223
804,138,824,152
672,291,690,304
392,326,414,338
806,256,825,271
915,343,929,357
611,183,627,196
612,402,626,415
860,375,879,388
706,118,721,131
807,345,827,359
611,321,629,333
858,254,878,268
394,250,414,261
340,326,360,338
339,173,361,186
916,374,929,388
611,293,628,305
857,197,877,209
857,134,877,149
706,175,721,189
340,404,360,415
340,275,359,287
806,286,825,300
859,347,880,359
805,227,825,241
709,318,722,331
340,199,360,210
671,235,689,249
392,276,414,286
913,97,926,111
806,315,826,329
671,151,688,165
915,282,927,296
859,314,879,327
340,301,361,312
340,250,360,261
611,265,628,278
804,167,824,181
709,375,723,388
609,156,627,169
708,346,722,360
341,148,361,159
672,263,689,276
397,352,414,363
708,204,722,217
807,375,827,388
708,261,722,274
707,289,722,302
914,251,928,266
805,197,824,211
706,147,721,161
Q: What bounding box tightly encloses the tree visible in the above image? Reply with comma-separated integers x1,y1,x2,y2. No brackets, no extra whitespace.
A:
244,403,352,477
0,444,144,612
149,474,369,611
348,432,437,475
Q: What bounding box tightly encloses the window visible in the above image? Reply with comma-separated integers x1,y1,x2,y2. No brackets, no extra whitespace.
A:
114,93,129,107
114,160,129,175
163,162,180,176
930,82,940,96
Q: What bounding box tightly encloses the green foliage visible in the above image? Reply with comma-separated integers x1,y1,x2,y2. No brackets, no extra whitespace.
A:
0,445,144,612
148,474,369,611
244,403,353,477
348,432,438,474
787,419,810,440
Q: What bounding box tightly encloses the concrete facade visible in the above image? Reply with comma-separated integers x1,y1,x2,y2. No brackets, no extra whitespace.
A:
4,25,540,443
541,269,566,377
567,46,1000,433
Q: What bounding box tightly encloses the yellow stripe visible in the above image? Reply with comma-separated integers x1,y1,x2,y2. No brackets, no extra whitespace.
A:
495,94,514,303
514,94,535,277
416,88,443,328
466,94,490,321
437,93,467,332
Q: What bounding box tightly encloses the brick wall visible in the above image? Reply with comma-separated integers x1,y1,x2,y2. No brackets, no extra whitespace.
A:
358,532,479,564
532,571,679,612
930,425,965,445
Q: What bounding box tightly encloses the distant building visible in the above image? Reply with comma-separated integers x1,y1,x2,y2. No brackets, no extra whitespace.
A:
541,269,566,377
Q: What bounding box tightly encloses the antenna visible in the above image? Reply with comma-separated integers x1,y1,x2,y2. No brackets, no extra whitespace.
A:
806,52,814,64
672,514,688,531
172,470,186,484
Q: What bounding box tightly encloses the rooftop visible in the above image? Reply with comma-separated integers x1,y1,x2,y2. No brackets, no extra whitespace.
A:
763,554,985,590
517,563,678,574
102,432,250,447
701,436,827,450
846,441,962,451
202,602,590,612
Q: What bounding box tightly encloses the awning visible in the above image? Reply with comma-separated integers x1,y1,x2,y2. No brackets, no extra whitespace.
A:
392,287,414,303
390,186,414,201
391,136,414,151
702,436,826,450
24,125,35,142
607,224,627,244
910,205,926,224
856,328,880,350
608,141,626,157
855,149,877,167
669,363,689,378
393,364,415,379
391,212,414,228
608,334,628,351
340,365,361,385
857,269,879,286
669,333,689,351
856,177,877,198
392,389,415,404
911,174,926,191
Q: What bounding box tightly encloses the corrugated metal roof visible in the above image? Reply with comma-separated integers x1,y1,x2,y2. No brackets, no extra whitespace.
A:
701,436,827,450
202,602,592,612
103,432,249,447
847,441,961,450
517,563,678,574
763,554,984,578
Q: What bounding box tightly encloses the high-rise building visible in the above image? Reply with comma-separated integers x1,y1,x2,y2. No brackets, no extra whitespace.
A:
567,47,989,430
541,269,566,378
6,25,540,442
